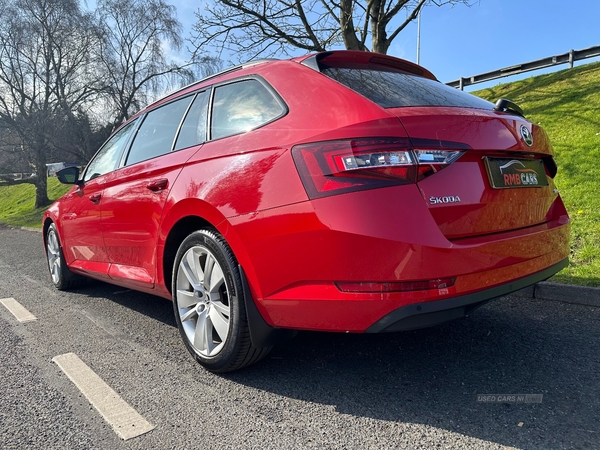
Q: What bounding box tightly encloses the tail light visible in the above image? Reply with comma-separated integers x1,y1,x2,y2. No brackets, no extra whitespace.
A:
291,137,467,199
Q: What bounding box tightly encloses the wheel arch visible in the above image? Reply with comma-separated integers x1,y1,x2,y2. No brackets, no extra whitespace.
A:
157,198,257,298
42,217,53,249
42,202,62,250
161,215,215,296
158,199,288,349
42,214,61,254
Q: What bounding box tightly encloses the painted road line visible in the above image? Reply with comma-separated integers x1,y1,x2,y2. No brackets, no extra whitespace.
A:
0,297,37,322
52,353,155,440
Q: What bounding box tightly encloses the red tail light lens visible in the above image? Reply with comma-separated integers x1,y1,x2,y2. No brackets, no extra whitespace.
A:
292,137,466,199
336,277,456,293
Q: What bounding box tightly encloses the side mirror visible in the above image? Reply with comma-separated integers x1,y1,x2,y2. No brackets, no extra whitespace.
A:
56,166,82,186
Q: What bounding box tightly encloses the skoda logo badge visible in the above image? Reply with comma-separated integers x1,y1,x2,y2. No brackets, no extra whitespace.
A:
520,125,533,147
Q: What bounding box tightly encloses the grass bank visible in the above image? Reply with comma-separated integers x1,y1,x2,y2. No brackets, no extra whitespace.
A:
0,178,71,228
475,62,600,286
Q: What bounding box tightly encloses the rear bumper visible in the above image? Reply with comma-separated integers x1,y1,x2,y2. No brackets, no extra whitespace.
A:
227,185,570,333
366,258,568,333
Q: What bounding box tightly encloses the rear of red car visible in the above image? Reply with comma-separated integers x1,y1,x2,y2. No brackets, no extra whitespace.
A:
42,50,570,372
229,52,569,333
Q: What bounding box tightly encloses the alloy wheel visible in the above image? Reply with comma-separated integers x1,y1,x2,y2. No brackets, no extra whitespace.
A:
175,245,231,357
46,227,62,285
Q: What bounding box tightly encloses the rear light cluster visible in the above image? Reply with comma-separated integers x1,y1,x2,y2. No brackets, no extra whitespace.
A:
292,137,468,199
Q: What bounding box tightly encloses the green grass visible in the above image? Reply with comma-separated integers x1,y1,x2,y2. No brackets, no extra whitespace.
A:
1,63,599,286
474,62,600,286
0,178,71,228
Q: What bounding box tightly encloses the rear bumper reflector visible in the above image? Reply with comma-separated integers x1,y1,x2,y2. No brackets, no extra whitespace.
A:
365,258,568,333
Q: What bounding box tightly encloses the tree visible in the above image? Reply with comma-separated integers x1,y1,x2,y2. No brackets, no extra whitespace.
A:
192,0,472,60
0,0,104,206
96,0,194,127
0,126,34,184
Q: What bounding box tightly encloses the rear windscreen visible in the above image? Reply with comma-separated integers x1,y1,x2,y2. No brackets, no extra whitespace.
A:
321,67,493,109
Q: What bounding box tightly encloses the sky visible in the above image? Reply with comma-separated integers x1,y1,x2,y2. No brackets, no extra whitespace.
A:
172,0,599,91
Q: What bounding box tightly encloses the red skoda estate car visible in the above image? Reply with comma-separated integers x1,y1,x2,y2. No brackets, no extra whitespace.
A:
43,51,570,372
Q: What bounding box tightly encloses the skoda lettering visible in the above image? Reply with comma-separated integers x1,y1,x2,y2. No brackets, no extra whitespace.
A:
430,195,461,205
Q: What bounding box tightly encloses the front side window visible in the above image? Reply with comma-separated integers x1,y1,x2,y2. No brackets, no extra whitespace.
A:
211,79,285,140
83,120,137,182
125,96,194,166
322,67,493,110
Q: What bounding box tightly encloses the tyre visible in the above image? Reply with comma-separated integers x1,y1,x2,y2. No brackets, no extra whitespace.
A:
172,229,271,372
45,223,83,290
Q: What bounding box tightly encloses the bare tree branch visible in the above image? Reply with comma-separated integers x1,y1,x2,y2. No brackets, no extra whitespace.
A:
192,0,474,60
96,0,193,126
0,0,105,206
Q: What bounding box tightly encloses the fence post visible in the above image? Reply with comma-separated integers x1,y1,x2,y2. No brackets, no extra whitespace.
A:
569,49,574,68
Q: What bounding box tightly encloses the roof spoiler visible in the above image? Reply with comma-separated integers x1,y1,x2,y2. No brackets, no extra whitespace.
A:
301,50,437,81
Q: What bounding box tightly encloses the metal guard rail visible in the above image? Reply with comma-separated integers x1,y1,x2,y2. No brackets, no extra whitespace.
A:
446,45,600,90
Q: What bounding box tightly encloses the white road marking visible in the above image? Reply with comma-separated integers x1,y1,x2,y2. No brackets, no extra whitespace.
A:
0,297,37,322
52,353,155,440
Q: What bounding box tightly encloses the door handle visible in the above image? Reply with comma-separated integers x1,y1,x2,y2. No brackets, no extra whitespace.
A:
89,193,101,204
147,178,169,192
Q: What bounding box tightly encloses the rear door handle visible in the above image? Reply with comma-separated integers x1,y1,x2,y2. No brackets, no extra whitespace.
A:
89,193,101,204
147,178,169,192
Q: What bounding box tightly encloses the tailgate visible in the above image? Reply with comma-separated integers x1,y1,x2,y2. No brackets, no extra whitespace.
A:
390,107,558,239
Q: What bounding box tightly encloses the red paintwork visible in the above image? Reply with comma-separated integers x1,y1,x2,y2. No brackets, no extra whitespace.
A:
101,146,199,289
43,51,570,333
56,178,110,276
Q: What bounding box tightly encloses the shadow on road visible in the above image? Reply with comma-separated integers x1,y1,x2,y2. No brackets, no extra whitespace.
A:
225,297,600,449
69,280,177,328
65,277,599,449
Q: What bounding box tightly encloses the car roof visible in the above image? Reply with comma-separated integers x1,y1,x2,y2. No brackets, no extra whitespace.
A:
140,50,437,115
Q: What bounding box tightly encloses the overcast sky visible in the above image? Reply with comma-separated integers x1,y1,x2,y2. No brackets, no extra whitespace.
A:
173,0,599,90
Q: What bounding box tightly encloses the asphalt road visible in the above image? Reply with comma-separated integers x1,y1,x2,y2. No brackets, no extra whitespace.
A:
0,225,598,449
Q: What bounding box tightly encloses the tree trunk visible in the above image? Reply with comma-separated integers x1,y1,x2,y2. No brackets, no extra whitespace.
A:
339,0,368,51
369,0,390,54
372,35,390,54
34,148,50,208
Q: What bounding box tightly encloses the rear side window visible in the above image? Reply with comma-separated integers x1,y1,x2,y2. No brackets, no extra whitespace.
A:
126,96,194,166
321,67,493,109
211,79,285,140
175,90,210,151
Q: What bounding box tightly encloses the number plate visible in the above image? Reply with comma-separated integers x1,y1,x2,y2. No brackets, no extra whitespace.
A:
484,157,548,189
